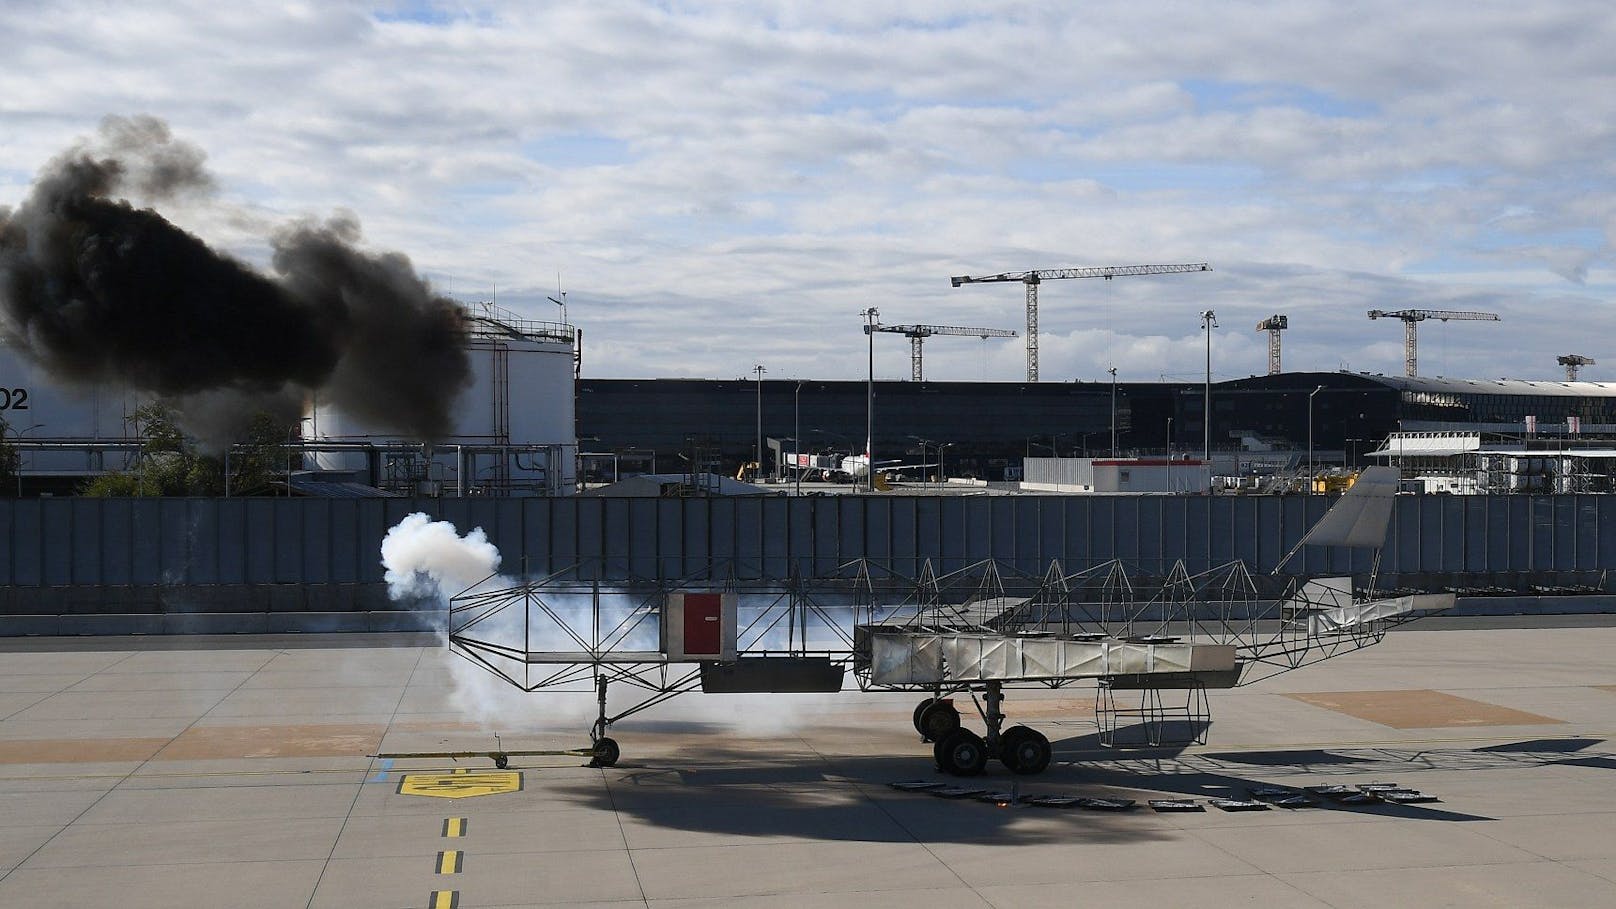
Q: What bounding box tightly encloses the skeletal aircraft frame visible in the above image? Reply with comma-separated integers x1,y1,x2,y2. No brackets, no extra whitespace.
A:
447,553,1435,767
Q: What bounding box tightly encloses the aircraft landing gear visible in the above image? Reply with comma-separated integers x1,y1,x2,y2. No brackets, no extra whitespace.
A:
589,675,621,768
999,725,1052,775
913,697,961,742
934,729,988,776
590,736,620,768
929,682,1053,776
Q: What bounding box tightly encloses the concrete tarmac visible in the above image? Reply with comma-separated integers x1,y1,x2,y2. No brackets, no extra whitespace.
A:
0,625,1614,907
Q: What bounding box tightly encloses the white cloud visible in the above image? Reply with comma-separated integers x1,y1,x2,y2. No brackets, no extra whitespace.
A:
2,1,1613,384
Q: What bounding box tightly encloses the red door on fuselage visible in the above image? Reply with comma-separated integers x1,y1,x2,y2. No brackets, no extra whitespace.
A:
683,593,723,656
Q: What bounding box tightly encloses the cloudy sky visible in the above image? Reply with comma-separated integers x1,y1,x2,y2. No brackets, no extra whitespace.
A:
3,1,1613,384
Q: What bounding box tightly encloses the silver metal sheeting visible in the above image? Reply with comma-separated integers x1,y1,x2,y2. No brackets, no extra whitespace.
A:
1305,592,1455,635
1292,465,1399,549
868,633,1237,685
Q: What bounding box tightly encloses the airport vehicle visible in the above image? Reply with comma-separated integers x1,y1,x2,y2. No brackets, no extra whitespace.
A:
447,468,1448,773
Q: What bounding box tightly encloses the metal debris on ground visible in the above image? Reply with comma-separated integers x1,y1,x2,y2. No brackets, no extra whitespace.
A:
1378,789,1441,804
1208,798,1270,811
1074,797,1136,811
887,780,946,792
1248,787,1317,808
1149,799,1205,812
1026,795,1085,808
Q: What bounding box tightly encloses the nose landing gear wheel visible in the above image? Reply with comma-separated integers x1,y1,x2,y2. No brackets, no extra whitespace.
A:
590,736,620,768
999,725,1051,775
935,729,988,777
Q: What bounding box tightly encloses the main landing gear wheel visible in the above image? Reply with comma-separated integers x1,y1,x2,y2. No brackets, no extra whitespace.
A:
999,725,1052,775
935,729,988,777
915,699,961,742
590,737,620,768
912,698,936,734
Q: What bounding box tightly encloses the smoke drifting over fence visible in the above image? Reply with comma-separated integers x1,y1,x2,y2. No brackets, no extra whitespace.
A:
0,115,470,444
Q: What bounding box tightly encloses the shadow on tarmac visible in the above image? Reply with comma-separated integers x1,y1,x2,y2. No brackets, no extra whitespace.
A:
530,724,1572,843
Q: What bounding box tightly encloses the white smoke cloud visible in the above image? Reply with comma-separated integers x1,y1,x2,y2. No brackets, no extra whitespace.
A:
381,511,502,600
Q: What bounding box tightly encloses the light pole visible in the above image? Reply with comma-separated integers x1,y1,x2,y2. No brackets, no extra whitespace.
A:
1108,366,1118,457
1166,417,1174,494
861,307,879,492
908,436,933,484
753,364,767,481
939,442,953,482
7,423,43,497
1201,310,1218,463
794,380,803,495
1307,384,1324,490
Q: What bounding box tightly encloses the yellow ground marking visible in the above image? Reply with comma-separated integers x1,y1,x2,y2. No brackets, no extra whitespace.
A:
436,850,463,874
429,890,459,908
1285,689,1565,729
399,769,522,799
442,818,466,838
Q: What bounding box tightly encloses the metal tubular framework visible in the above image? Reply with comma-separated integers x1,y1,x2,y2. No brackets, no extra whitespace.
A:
951,263,1211,382
447,555,1443,744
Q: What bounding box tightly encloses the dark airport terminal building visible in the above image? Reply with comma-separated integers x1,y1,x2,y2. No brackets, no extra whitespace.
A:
577,373,1616,480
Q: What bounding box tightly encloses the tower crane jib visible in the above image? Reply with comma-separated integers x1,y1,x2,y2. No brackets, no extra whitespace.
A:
950,263,1211,382
1366,309,1501,378
867,323,1017,381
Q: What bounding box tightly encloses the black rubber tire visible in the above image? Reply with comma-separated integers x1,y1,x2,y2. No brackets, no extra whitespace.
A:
918,701,961,742
998,726,1030,773
912,698,937,735
1002,726,1051,775
592,736,621,768
937,729,988,777
492,753,509,770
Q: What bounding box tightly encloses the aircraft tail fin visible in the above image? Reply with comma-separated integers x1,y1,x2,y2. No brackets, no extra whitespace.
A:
1273,466,1398,573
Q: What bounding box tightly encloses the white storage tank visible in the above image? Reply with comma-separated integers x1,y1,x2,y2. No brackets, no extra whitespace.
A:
0,338,144,481
308,302,578,496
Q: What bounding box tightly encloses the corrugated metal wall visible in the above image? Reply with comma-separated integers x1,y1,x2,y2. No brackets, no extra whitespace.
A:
2,494,1610,587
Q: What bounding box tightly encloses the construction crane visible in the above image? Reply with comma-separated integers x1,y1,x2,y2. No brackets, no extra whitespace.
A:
1558,354,1596,381
1255,314,1288,375
1366,309,1501,377
867,323,1017,381
951,263,1211,381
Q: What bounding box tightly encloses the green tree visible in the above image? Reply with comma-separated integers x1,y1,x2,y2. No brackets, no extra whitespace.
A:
79,404,298,497
0,415,20,496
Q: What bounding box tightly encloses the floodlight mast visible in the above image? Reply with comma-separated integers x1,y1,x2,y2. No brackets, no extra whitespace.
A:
950,263,1212,381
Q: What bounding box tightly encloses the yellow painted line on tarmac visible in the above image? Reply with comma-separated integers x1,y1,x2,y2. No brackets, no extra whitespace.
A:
428,890,459,909
442,817,466,838
399,770,522,799
436,850,463,874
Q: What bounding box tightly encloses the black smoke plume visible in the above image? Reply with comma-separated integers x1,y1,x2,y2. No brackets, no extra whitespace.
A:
0,115,470,445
